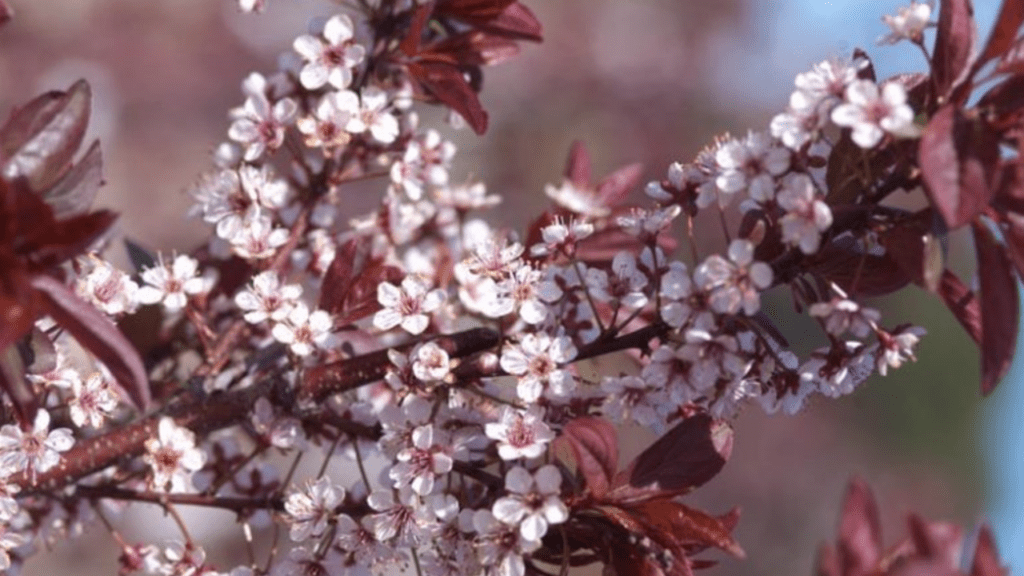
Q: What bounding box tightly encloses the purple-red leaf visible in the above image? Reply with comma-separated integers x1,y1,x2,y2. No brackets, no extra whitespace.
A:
561,416,618,497
816,543,841,576
1002,211,1024,279
633,499,745,559
0,0,11,26
320,236,404,326
976,74,1024,128
407,61,488,134
975,0,1024,72
480,2,542,42
907,515,965,569
880,223,944,292
812,239,912,298
994,37,1024,75
399,3,433,56
837,478,883,576
623,414,732,498
972,222,1018,394
938,269,982,344
564,140,591,190
597,162,644,208
971,524,1008,576
919,105,1000,229
1,79,91,192
0,342,38,426
933,0,978,100
30,274,150,410
42,139,103,218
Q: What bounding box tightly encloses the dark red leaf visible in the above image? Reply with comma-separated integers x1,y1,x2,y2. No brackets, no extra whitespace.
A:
975,0,1024,72
0,0,11,26
972,222,1018,394
422,32,520,67
907,515,965,569
561,416,618,497
971,524,1008,576
0,342,38,426
480,2,542,42
438,1,543,42
994,37,1024,75
565,140,592,191
0,265,38,352
620,414,731,500
938,269,982,343
319,235,367,312
815,543,841,576
880,223,944,292
933,0,978,100
399,3,433,56
977,74,1024,129
837,478,883,576
437,0,517,19
919,105,1000,229
320,235,404,325
811,239,912,298
1002,211,1024,279
42,139,103,218
0,79,92,192
407,61,488,134
31,274,150,410
633,499,745,558
597,162,644,208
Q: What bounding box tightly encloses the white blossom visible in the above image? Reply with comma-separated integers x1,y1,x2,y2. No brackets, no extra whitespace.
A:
137,254,209,312
271,302,335,356
412,342,452,382
875,325,926,376
491,465,568,545
284,476,345,542
347,87,399,144
296,90,359,151
0,409,74,478
390,424,454,495
777,173,833,254
235,271,303,324
831,80,919,148
500,333,578,402
293,14,366,90
544,179,609,217
374,276,446,335
228,91,298,162
75,255,139,316
69,372,120,429
879,2,932,45
143,417,206,492
484,405,555,461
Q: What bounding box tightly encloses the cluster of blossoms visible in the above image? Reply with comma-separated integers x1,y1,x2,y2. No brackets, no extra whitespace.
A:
2,0,1016,575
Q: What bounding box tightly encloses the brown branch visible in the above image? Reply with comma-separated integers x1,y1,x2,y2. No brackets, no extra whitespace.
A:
300,327,501,401
75,484,285,513
17,323,667,494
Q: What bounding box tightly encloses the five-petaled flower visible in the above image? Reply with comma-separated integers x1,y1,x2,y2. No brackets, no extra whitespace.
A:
137,254,209,313
284,476,345,542
484,405,555,461
374,276,446,335
0,409,74,479
491,465,568,545
143,417,206,493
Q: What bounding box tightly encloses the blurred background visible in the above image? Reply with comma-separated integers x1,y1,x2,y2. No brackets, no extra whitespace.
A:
0,0,1018,574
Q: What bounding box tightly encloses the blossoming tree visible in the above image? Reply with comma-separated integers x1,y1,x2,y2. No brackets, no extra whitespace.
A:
0,0,1019,574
